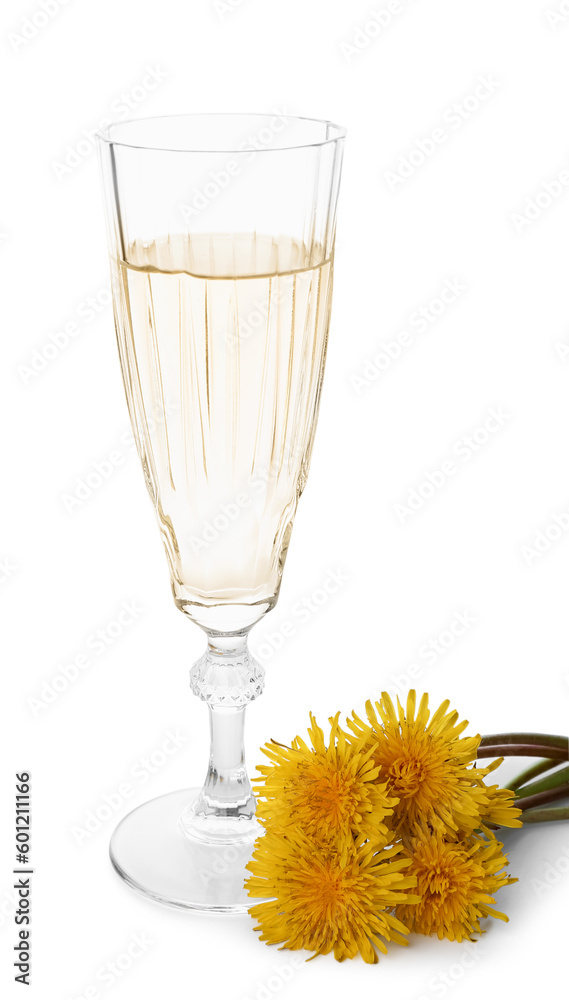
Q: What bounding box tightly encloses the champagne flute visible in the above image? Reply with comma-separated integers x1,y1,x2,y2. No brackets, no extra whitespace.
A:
98,113,345,911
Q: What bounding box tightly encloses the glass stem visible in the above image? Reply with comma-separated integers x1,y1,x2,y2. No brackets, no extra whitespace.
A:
181,632,264,845
204,704,250,806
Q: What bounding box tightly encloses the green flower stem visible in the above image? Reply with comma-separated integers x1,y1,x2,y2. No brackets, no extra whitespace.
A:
513,766,569,800
480,732,568,750
509,758,560,791
517,784,569,811
520,805,569,824
477,744,567,760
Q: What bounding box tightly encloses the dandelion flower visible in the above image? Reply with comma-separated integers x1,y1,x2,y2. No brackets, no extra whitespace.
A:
246,827,420,963
468,758,522,832
254,713,397,847
395,830,516,941
345,691,489,840
476,782,522,830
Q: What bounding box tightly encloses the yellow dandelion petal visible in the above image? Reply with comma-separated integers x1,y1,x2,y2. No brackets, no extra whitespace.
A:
344,690,488,840
473,780,523,832
254,714,398,847
395,830,516,942
246,828,419,963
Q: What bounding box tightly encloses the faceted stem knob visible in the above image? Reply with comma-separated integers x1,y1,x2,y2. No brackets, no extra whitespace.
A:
190,634,265,707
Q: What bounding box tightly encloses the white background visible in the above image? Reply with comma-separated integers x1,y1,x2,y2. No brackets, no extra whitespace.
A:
1,0,569,997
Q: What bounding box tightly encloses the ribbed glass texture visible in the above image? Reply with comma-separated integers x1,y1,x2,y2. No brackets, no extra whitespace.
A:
99,114,345,634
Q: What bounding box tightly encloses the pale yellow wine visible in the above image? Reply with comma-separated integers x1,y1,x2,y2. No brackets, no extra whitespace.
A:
111,233,334,629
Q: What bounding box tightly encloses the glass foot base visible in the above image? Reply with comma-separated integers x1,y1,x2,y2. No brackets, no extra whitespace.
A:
109,788,259,912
